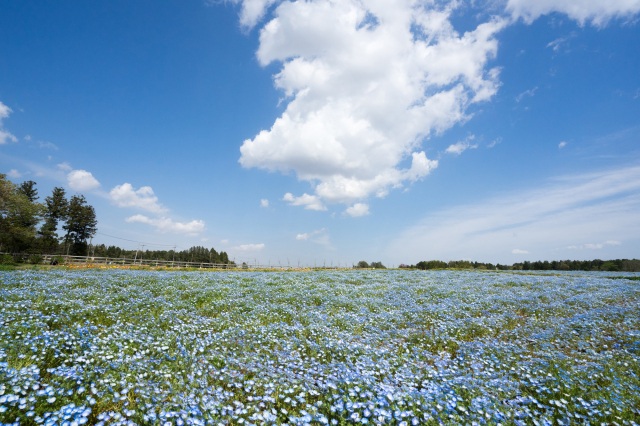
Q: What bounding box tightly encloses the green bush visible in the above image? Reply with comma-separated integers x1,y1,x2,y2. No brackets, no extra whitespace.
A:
0,254,15,265
50,256,65,266
28,254,43,265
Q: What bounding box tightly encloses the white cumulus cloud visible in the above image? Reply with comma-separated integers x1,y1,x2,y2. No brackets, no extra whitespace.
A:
110,183,166,213
345,203,370,218
67,169,101,192
239,0,504,213
260,198,270,208
126,214,205,235
233,0,278,29
506,0,640,26
283,192,327,211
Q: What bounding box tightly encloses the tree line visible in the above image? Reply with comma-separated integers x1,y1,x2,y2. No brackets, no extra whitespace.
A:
0,174,232,265
403,258,640,272
88,245,232,265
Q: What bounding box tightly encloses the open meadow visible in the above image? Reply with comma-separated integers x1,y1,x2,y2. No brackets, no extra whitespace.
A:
1,269,639,425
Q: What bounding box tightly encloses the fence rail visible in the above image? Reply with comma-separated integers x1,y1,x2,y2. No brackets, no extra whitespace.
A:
0,252,309,270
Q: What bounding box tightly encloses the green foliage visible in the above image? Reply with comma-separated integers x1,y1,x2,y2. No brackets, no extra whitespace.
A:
38,187,69,253
0,174,44,252
355,260,385,269
408,258,640,272
63,194,97,255
28,254,43,265
17,180,38,202
416,260,448,270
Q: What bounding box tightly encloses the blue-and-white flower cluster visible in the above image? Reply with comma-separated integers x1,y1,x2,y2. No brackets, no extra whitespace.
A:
1,269,638,424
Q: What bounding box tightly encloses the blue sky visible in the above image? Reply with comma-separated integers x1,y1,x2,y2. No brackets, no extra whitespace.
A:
1,0,639,266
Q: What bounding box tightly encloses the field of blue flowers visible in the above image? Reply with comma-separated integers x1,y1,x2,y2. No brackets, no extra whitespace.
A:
1,269,639,425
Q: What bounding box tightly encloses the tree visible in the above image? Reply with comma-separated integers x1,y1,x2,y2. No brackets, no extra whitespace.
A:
38,187,68,253
0,174,43,252
416,260,447,270
18,180,38,202
356,260,370,268
63,195,97,255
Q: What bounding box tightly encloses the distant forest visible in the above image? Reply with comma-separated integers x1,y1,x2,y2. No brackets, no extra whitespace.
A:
400,259,640,272
87,245,232,265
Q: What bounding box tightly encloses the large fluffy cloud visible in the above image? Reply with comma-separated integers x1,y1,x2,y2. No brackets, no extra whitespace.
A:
239,0,503,214
235,0,640,216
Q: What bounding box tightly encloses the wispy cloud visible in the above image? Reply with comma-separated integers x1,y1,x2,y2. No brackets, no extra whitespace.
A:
546,34,575,53
260,198,269,208
567,240,621,250
37,141,59,150
296,228,332,248
515,86,538,103
446,136,479,156
7,169,21,178
487,137,502,149
0,101,18,145
388,165,640,263
232,243,265,251
558,141,568,149
506,0,640,27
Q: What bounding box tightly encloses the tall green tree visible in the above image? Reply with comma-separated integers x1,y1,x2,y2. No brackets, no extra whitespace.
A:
38,187,68,253
63,194,97,255
0,174,43,252
18,180,38,202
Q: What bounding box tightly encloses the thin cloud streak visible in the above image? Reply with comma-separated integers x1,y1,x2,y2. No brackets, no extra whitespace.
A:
388,165,640,264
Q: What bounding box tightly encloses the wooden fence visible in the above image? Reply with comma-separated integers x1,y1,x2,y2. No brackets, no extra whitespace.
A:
0,252,297,270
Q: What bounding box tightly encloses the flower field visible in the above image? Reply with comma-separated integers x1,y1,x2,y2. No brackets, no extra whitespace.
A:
1,269,639,425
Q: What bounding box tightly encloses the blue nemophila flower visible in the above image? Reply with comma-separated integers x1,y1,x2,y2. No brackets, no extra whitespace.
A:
1,269,639,424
